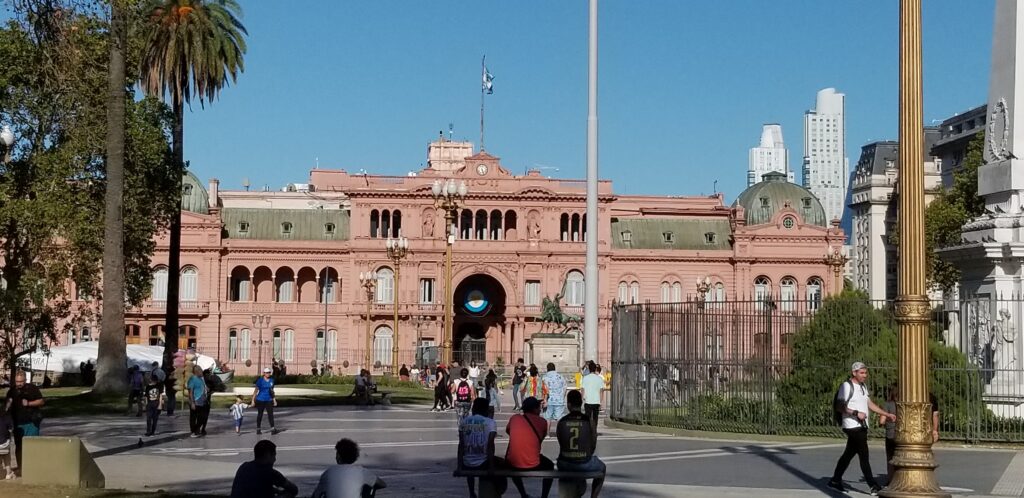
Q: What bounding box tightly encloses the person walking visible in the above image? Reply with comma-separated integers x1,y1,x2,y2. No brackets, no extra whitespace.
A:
484,369,500,418
541,363,567,435
520,364,545,401
468,362,481,390
5,371,44,475
453,368,476,421
230,395,249,435
828,362,895,495
230,440,298,498
511,358,526,411
127,365,144,416
252,367,279,435
187,366,209,437
143,374,164,437
580,361,604,431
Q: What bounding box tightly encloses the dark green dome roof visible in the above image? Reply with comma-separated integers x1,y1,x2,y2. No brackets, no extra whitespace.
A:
733,172,827,227
181,171,209,215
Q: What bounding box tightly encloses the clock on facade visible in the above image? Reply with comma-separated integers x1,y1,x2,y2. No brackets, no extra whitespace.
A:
476,164,488,176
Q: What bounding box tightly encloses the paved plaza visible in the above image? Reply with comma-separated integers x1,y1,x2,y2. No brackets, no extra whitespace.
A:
32,398,1024,498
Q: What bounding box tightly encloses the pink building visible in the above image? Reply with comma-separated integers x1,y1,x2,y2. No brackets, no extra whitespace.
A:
63,137,844,375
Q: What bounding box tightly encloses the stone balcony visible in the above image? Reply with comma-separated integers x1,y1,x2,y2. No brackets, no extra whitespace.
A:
128,300,210,317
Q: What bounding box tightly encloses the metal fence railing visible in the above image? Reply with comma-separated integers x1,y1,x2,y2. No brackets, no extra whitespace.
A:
610,295,1024,443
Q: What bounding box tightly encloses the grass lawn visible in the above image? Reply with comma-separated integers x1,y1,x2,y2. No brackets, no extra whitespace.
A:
0,481,222,497
39,383,433,418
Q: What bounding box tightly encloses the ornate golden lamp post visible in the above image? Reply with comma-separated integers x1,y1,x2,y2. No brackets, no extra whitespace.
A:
824,246,849,294
250,314,271,374
431,178,468,366
386,236,409,376
882,1,946,496
358,271,377,371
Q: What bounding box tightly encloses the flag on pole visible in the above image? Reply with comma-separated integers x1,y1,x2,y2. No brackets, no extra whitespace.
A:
482,64,494,94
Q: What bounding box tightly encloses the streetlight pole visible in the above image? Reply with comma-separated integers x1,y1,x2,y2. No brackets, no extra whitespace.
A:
386,236,409,376
432,179,468,366
359,272,377,371
250,314,270,374
824,246,849,295
882,0,946,496
322,267,331,365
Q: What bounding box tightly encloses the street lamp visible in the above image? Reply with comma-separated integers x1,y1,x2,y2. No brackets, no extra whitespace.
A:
695,276,711,305
1,125,14,165
359,271,378,371
431,178,468,365
386,236,409,376
824,246,849,294
250,314,271,374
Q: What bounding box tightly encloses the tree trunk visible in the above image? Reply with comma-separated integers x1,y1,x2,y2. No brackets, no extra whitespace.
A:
162,93,183,373
94,0,128,394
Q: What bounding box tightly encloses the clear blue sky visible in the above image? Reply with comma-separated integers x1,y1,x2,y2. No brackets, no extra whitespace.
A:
179,0,993,202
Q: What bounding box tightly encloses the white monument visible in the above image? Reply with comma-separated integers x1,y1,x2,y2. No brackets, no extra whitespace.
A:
942,0,1024,417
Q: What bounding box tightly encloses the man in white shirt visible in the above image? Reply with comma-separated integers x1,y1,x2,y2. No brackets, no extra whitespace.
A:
468,362,481,390
580,361,604,432
312,439,385,498
828,362,895,496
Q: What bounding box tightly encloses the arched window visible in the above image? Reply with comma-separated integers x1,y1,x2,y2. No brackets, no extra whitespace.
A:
672,282,682,302
81,327,91,342
229,328,238,360
327,329,338,361
125,324,141,345
629,282,640,305
178,325,198,350
240,328,251,360
807,277,823,312
571,214,581,242
151,266,168,301
713,283,726,303
504,210,517,240
316,329,326,361
66,328,76,345
475,210,488,240
780,277,797,311
617,282,628,304
566,271,585,306
375,267,394,303
370,210,380,238
490,210,502,240
273,329,282,359
560,214,570,241
230,267,251,302
283,329,294,361
277,271,294,303
660,282,671,303
373,326,393,367
321,276,336,303
582,214,587,242
180,266,198,302
391,210,402,238
381,210,391,240
460,210,473,239
754,276,771,308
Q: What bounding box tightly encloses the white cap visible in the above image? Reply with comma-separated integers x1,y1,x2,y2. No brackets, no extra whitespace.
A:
851,362,866,372
262,367,272,373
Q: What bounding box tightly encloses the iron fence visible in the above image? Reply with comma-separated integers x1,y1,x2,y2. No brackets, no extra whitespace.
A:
610,295,1024,443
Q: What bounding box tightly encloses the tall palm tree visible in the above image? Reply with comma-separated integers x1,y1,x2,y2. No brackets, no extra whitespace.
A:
95,0,129,394
139,0,246,372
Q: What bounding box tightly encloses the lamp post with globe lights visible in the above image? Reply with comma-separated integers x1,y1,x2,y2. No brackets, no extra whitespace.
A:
250,314,271,374
359,271,378,370
431,178,468,366
1,125,14,165
386,237,409,375
824,246,849,294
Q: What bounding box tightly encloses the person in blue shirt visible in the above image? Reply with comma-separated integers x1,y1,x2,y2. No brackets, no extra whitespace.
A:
251,367,279,435
186,366,209,437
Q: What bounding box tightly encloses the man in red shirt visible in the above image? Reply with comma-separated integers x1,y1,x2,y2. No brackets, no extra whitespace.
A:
505,397,553,498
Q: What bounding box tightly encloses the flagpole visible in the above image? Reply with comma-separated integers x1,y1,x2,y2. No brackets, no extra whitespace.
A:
480,55,486,152
584,0,599,363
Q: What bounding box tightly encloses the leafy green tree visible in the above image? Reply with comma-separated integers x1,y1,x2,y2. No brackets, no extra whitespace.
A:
138,0,247,368
0,1,177,381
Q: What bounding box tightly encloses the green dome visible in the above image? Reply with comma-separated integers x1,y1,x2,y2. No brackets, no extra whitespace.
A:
181,171,209,215
734,172,827,227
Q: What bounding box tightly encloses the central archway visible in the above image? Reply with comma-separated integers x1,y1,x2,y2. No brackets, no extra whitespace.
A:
452,273,507,366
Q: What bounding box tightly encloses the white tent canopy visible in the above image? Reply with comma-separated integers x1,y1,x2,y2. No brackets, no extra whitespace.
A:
26,342,215,373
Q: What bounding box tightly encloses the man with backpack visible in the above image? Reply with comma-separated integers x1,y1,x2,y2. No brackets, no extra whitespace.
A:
828,362,896,495
453,367,476,420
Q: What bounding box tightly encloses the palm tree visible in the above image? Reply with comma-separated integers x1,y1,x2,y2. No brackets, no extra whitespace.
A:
139,0,246,372
95,0,129,394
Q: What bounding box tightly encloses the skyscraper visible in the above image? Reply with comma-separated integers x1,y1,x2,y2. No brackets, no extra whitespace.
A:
802,88,848,222
747,124,792,186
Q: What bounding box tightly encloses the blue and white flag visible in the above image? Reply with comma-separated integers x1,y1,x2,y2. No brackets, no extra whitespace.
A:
482,65,494,94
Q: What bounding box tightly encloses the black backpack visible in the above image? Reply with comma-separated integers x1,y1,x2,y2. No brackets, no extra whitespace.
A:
832,380,854,426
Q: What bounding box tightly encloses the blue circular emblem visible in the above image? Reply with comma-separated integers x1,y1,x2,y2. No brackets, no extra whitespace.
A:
464,289,489,314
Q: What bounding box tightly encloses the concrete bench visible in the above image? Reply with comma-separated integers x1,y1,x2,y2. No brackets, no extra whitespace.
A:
453,467,604,498
22,436,105,489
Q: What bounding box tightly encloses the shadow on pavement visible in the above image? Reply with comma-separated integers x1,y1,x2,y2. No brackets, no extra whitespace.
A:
91,430,197,459
724,444,846,497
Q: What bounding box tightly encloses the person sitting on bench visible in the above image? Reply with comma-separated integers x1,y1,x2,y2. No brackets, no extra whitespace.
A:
505,396,553,498
459,398,508,498
556,390,605,498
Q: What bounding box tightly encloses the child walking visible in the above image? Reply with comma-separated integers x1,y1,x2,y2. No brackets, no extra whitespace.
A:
144,375,165,437
230,395,248,435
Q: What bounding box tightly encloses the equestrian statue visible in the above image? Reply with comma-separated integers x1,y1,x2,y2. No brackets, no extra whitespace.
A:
539,278,582,333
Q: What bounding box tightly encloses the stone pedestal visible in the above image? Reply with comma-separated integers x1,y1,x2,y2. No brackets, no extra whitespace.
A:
527,332,581,374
